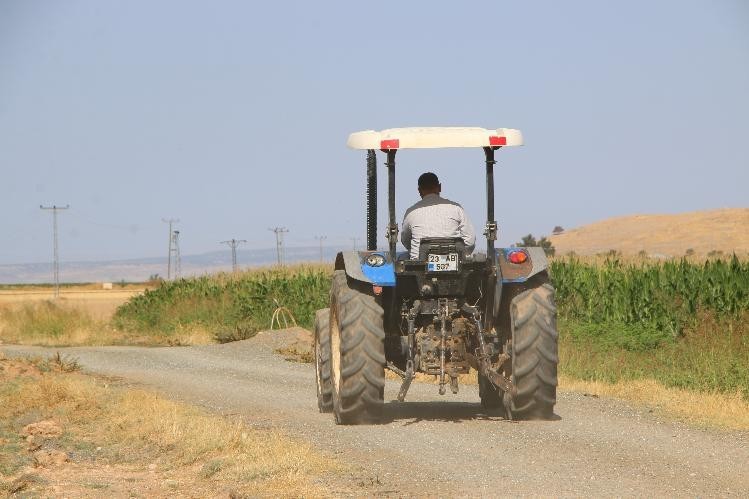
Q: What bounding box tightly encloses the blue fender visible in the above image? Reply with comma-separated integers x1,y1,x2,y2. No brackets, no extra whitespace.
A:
334,251,396,287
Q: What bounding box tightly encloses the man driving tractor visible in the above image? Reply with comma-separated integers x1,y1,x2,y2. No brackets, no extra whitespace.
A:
401,172,476,260
315,127,557,425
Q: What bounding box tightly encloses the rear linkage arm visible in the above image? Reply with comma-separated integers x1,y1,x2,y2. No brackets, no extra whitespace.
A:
463,304,515,419
386,300,420,402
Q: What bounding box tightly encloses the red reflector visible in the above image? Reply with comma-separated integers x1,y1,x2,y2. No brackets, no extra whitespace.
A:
380,139,399,150
372,285,383,295
508,250,528,264
489,136,507,146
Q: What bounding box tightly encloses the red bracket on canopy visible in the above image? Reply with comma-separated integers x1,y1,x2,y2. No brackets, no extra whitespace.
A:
380,139,400,150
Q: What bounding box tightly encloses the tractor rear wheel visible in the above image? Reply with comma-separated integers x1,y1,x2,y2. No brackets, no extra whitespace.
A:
509,283,558,419
329,270,385,425
314,308,333,413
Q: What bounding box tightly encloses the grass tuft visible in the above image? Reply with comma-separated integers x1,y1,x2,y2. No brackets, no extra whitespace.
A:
0,301,97,345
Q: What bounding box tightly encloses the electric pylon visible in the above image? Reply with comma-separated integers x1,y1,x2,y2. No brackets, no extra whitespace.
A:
40,204,69,298
268,227,289,266
221,238,247,272
315,235,327,262
162,218,179,279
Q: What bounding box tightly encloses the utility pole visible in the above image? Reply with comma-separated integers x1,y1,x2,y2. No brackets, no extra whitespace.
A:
162,218,179,279
172,230,181,279
268,227,289,266
315,235,327,262
221,238,247,272
351,237,360,251
40,204,69,298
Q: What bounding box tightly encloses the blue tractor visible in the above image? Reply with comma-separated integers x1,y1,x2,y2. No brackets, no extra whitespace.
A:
314,127,558,424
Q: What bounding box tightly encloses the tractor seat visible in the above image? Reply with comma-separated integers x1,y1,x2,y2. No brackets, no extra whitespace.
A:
417,237,466,261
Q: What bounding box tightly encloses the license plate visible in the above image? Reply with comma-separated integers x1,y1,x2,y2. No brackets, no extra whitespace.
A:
427,253,459,272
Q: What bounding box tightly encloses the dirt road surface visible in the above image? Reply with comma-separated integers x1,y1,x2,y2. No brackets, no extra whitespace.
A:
3,331,748,497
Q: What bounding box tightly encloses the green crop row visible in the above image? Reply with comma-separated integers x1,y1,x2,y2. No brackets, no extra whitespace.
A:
549,255,749,338
549,256,748,398
116,257,748,344
113,265,331,340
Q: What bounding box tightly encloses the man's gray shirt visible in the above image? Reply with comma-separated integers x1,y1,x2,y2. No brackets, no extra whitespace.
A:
401,193,476,260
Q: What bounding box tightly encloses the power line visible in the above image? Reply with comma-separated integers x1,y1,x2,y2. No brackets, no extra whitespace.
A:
221,238,247,272
162,218,179,280
40,204,69,298
268,227,289,266
315,235,327,262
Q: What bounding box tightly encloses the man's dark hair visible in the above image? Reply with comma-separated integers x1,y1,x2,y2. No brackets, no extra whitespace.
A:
418,172,440,189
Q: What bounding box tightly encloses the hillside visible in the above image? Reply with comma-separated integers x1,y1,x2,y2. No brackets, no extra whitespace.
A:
549,208,749,257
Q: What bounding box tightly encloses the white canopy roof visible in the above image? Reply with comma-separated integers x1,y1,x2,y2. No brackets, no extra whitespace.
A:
347,127,523,150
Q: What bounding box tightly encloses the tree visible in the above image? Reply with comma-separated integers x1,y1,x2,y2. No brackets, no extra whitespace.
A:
538,237,556,257
516,234,555,257
517,234,538,247
552,226,564,235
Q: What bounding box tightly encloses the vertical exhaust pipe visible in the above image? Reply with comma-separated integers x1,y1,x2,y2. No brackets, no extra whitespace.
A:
366,149,377,251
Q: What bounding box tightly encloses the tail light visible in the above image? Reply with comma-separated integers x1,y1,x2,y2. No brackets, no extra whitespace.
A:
507,250,528,264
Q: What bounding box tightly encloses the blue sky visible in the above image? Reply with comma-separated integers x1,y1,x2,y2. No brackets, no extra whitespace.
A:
1,0,747,265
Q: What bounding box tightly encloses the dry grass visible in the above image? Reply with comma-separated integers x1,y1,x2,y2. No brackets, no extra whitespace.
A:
0,282,151,292
0,288,146,320
275,344,314,363
0,301,214,347
107,390,336,494
0,301,100,346
549,207,749,257
559,375,749,431
0,354,339,497
387,368,749,431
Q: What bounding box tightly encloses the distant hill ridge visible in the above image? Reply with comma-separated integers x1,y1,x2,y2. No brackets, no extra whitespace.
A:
549,208,749,257
0,246,335,284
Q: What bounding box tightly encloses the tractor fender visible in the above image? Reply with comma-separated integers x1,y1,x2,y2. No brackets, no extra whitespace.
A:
497,247,549,283
334,251,396,287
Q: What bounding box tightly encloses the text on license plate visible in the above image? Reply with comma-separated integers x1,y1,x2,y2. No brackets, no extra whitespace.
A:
427,253,459,271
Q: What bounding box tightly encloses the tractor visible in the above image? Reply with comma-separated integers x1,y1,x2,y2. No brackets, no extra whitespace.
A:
314,127,558,424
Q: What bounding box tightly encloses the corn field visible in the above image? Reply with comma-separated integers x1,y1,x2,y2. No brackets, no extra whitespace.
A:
550,255,749,336
115,257,748,344
114,265,331,336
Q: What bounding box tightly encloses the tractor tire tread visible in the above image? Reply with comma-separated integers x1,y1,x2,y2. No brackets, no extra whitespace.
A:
510,283,558,419
314,308,333,413
330,271,385,425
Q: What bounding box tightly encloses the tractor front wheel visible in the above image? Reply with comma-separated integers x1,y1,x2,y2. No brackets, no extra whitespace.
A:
329,270,385,424
314,308,333,413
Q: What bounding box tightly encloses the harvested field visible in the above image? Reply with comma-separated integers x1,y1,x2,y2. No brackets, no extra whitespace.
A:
550,207,749,257
0,289,144,320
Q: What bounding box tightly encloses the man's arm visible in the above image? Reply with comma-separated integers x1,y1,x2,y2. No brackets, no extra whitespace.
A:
458,206,476,254
400,212,412,252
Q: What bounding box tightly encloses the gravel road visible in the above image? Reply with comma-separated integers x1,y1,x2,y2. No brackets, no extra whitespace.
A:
3,332,748,497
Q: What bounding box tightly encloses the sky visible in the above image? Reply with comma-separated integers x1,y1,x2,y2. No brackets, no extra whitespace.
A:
1,0,747,265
